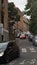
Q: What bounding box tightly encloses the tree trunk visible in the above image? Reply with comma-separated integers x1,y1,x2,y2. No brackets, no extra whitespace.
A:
8,22,15,41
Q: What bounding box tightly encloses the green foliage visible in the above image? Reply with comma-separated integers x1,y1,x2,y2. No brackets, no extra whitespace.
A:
25,0,37,10
8,2,18,20
25,0,37,15
29,1,37,35
24,0,37,35
15,15,20,21
29,21,37,35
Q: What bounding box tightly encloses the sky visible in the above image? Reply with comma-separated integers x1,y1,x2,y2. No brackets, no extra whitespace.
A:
8,0,27,11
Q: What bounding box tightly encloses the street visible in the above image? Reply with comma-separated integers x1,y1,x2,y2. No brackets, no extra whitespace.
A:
0,0,37,65
2,38,37,65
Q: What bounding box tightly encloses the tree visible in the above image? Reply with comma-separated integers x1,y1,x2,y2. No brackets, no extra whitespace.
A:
8,2,20,40
8,2,18,21
29,1,37,35
24,0,37,35
24,0,37,15
15,15,20,21
8,2,18,41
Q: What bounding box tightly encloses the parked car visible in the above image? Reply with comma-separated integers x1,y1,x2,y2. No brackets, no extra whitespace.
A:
20,34,26,39
0,41,20,64
25,33,28,39
23,32,28,39
16,33,21,38
25,31,31,39
28,34,33,41
33,36,37,46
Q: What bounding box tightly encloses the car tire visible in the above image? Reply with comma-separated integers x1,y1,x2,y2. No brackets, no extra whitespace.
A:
5,55,11,63
5,52,13,63
4,49,16,63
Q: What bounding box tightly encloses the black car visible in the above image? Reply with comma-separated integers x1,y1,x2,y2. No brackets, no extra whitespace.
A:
0,41,20,64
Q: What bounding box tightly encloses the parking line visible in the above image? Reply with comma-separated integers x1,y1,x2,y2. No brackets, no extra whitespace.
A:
19,60,25,64
29,47,36,52
22,48,27,53
9,60,17,65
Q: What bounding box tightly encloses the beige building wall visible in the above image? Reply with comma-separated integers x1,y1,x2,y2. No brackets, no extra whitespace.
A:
16,8,29,32
0,0,8,41
0,0,8,30
4,0,8,30
0,0,1,23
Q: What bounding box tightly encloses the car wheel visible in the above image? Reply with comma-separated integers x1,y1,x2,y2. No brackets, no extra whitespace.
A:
5,51,15,63
5,55,10,63
5,52,12,63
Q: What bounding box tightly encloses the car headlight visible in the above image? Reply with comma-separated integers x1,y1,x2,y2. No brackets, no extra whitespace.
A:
35,40,37,42
0,52,4,57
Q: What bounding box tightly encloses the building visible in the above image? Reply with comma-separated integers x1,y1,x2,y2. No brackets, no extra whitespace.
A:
0,0,8,41
0,1,29,41
14,8,29,32
0,0,8,30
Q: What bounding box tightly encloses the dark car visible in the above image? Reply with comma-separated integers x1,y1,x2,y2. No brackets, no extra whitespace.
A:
20,34,26,39
0,41,20,64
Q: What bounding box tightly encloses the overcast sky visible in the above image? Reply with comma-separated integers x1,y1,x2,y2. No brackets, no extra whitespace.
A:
8,0,27,11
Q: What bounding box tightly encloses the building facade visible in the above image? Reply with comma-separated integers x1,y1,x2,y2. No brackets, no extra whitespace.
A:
0,0,8,41
0,0,8,30
14,8,29,32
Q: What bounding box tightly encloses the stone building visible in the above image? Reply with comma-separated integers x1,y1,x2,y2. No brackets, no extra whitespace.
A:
0,0,8,41
0,0,8,30
14,8,29,32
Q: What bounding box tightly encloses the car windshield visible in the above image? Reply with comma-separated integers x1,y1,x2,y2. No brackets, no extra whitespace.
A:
0,41,8,51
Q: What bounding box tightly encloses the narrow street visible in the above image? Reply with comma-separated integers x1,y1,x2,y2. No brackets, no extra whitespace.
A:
2,38,37,65
0,0,37,65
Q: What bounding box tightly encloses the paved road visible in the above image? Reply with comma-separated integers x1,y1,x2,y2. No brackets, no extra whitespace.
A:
1,38,37,65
